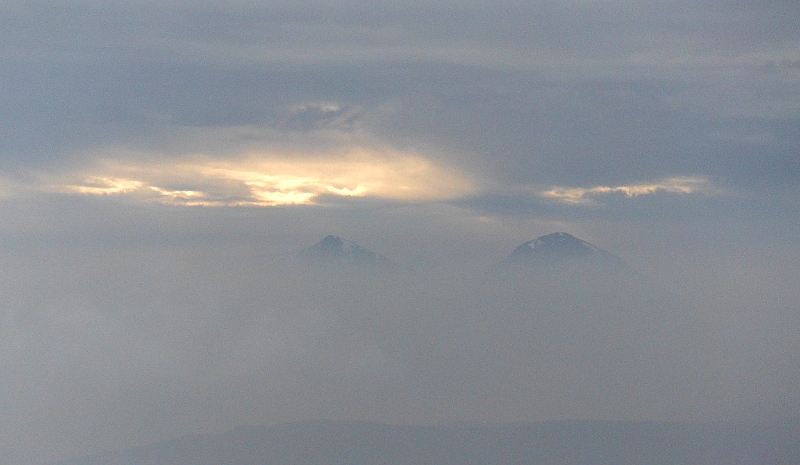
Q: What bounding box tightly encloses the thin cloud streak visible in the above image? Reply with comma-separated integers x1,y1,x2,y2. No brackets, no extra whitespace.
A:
538,176,716,205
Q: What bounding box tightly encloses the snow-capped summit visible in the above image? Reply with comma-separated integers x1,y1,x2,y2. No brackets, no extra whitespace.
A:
504,232,616,265
300,235,395,268
488,232,629,290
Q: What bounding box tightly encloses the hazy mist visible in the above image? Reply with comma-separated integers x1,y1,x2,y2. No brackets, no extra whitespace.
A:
0,201,796,464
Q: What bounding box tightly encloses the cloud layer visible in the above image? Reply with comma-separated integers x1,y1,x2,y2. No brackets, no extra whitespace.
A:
538,176,716,205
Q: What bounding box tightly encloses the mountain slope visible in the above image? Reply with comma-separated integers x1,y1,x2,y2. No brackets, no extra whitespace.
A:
504,232,619,266
299,235,396,268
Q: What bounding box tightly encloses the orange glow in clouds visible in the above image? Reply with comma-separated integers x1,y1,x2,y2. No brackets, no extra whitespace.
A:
61,147,474,206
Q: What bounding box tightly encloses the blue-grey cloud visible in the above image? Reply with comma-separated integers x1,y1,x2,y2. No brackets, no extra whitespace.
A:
2,1,798,173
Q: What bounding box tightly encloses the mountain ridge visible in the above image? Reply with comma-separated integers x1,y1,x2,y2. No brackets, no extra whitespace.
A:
51,419,800,465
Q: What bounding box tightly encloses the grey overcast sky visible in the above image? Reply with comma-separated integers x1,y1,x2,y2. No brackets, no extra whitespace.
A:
1,1,799,464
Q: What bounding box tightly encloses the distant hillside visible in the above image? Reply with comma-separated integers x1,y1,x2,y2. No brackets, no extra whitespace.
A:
53,420,800,465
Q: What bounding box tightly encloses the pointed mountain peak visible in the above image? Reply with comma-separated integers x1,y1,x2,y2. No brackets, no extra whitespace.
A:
504,232,616,265
300,235,396,268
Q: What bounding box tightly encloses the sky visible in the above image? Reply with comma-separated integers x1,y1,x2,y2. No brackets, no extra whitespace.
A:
0,1,799,464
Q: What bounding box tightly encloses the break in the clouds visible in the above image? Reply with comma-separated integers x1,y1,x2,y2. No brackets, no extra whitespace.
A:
24,109,475,206
30,140,714,208
45,144,473,206
537,176,716,205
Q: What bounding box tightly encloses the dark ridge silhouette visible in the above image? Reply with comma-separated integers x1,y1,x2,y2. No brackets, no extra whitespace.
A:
52,420,800,465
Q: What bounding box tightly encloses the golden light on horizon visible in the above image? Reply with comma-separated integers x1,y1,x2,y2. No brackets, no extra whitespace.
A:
54,146,474,206
67,177,144,195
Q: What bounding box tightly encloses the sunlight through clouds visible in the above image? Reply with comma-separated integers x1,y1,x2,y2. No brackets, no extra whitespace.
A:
51,146,474,207
66,177,144,195
539,176,716,205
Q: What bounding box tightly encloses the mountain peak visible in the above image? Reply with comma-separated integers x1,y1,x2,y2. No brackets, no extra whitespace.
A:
505,232,615,265
300,235,395,268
